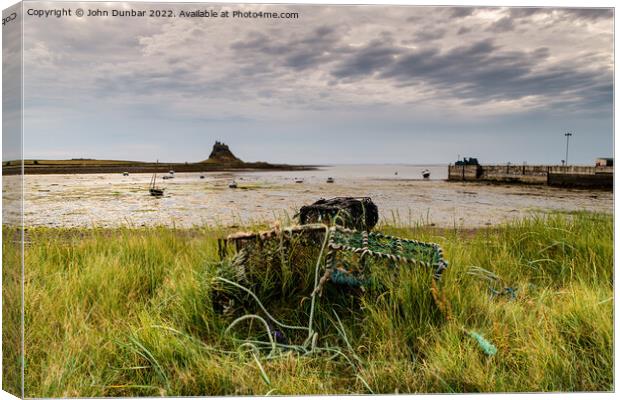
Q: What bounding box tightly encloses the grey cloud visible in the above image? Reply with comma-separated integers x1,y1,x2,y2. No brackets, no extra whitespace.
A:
378,39,497,80
190,28,205,37
414,28,447,41
562,8,613,21
406,15,423,22
505,7,612,24
446,7,476,18
285,51,326,70
230,32,288,55
532,47,550,59
230,25,343,71
330,38,610,113
487,17,515,33
14,4,614,164
22,3,614,128
314,26,336,37
227,17,611,116
508,8,548,18
332,41,401,79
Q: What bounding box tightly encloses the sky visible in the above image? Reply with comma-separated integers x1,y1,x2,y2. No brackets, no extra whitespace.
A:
7,2,615,164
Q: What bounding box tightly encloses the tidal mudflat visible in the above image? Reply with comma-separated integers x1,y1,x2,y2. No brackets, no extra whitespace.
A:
4,165,612,228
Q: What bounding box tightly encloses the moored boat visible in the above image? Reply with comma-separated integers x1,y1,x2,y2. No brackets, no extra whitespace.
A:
149,188,164,196
149,161,165,197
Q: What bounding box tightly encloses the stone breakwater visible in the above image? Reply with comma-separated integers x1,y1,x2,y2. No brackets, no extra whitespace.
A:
448,164,613,189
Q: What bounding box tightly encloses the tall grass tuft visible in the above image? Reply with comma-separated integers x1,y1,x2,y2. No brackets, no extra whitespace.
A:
4,211,613,396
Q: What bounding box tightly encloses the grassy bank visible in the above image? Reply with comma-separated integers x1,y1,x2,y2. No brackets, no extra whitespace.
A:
3,212,613,396
1,159,314,175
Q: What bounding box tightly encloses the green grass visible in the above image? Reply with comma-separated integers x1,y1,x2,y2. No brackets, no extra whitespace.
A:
2,211,613,396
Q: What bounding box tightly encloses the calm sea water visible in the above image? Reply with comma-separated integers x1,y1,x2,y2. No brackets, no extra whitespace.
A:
250,164,449,181
2,164,611,228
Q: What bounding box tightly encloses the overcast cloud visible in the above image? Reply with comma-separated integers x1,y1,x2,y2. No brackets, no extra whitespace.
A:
15,3,614,164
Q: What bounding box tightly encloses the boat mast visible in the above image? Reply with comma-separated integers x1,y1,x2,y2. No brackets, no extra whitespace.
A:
150,160,159,189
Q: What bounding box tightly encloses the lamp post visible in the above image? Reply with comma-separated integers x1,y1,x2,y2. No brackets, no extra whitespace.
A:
564,132,572,166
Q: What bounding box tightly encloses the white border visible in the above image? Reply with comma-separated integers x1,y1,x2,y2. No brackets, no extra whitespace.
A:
0,1,616,400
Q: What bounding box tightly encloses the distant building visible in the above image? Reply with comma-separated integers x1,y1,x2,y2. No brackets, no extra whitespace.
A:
595,158,613,167
455,157,480,166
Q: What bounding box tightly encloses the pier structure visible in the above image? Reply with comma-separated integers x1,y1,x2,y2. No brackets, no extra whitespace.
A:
448,163,613,189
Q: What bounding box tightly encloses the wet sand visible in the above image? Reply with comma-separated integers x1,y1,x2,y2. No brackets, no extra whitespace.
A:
2,166,613,228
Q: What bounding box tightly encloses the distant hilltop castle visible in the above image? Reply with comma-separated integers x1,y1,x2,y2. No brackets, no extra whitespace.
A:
204,141,241,163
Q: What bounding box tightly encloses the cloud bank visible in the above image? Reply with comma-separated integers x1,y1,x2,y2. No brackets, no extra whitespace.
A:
20,3,613,164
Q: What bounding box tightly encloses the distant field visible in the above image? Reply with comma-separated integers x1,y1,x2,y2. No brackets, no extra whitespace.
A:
2,159,312,175
2,212,613,396
22,159,147,166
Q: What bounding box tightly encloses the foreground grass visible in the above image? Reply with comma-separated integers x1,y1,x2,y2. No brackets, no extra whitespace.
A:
3,212,613,396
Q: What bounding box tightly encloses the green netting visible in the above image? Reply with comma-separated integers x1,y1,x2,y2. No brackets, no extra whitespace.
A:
329,228,445,266
326,226,448,287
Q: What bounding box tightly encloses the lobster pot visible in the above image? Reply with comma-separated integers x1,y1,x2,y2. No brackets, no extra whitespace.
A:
299,197,379,231
216,224,329,298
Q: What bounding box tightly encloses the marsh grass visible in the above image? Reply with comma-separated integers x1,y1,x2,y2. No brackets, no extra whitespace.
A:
2,211,613,396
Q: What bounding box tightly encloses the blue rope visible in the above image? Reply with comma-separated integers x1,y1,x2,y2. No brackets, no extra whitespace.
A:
330,269,365,287
468,331,497,356
489,287,517,300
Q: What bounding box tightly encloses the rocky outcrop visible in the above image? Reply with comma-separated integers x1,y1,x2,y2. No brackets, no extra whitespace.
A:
204,141,241,163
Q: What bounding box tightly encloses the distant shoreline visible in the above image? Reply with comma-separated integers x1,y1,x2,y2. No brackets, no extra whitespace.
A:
2,160,319,175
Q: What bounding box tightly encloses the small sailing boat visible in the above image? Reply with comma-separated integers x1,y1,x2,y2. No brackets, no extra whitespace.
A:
422,169,431,179
149,161,165,197
326,177,334,183
150,187,164,196
228,180,238,188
